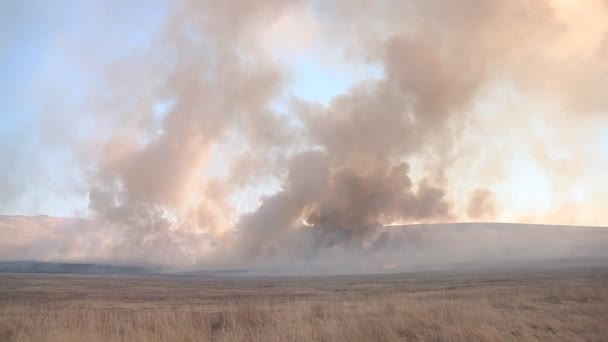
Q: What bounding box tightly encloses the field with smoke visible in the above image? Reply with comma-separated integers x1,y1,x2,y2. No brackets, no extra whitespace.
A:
2,0,608,271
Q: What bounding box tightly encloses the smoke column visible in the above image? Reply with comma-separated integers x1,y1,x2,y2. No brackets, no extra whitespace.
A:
6,0,608,270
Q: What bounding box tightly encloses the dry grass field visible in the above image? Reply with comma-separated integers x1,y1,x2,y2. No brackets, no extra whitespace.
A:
1,268,607,341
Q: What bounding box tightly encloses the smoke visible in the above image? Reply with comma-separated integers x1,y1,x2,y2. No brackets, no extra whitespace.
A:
3,0,608,270
467,188,500,220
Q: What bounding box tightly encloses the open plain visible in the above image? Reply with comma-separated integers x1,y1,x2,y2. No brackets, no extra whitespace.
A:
1,266,607,341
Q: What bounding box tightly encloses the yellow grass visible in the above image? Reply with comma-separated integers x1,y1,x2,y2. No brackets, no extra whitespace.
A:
1,270,607,341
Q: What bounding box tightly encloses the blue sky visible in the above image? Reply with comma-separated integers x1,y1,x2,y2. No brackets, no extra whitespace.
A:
0,1,168,215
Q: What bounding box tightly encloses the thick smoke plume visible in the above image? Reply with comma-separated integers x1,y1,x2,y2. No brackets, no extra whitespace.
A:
5,0,608,270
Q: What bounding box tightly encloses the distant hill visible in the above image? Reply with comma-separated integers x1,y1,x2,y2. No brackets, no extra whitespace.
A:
0,260,150,274
0,215,607,275
0,215,73,259
377,222,608,261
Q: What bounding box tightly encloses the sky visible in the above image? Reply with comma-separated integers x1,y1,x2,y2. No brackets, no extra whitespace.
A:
1,0,608,267
1,0,382,217
0,1,172,215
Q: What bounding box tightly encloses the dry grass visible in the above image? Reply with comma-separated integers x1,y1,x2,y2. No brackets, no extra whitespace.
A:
1,269,607,341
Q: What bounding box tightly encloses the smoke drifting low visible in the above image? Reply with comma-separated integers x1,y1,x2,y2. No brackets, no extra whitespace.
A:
5,0,608,270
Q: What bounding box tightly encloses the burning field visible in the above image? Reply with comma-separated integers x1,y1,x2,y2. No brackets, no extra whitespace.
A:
1,220,607,341
2,0,608,340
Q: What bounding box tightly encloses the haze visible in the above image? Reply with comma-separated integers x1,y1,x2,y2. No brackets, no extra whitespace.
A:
1,0,608,271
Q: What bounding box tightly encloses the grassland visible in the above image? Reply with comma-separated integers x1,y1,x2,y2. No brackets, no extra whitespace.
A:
1,268,607,341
